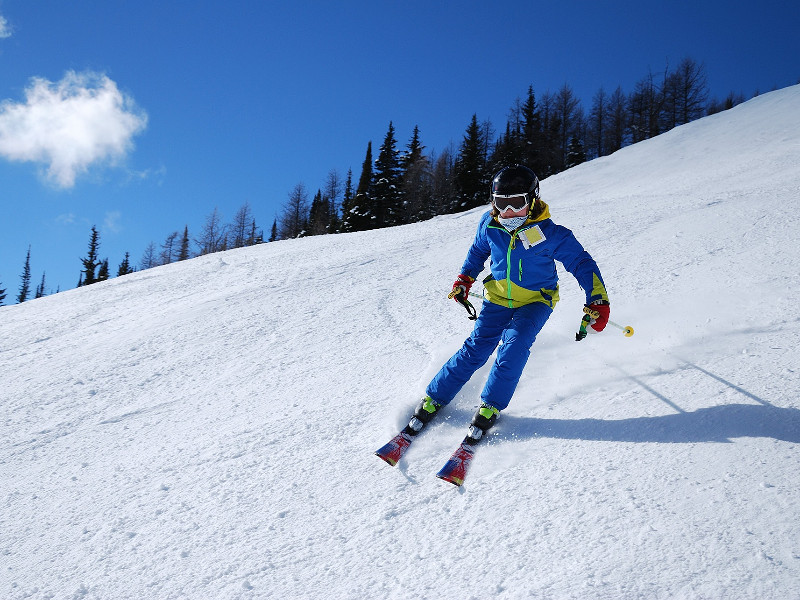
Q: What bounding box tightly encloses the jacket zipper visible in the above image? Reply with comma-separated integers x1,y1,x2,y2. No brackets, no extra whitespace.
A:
489,222,533,309
505,231,518,308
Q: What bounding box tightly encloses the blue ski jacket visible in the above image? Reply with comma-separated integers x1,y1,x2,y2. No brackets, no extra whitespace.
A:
460,202,609,309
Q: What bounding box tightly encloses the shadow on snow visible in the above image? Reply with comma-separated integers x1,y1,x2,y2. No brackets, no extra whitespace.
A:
497,404,800,444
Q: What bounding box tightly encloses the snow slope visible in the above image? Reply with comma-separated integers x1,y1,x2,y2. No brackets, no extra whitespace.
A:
2,86,799,600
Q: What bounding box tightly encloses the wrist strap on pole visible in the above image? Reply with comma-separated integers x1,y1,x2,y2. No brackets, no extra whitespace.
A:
448,289,477,320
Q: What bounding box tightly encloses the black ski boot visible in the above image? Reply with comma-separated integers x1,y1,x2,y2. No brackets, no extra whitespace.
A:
402,396,441,436
465,403,500,445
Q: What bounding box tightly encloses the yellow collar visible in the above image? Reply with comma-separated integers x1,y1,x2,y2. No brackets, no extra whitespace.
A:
527,200,550,224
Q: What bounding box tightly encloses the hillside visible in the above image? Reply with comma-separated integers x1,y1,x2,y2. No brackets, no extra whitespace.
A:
2,85,799,599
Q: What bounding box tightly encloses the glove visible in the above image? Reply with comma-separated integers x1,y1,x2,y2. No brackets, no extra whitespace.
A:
586,302,610,332
449,274,474,301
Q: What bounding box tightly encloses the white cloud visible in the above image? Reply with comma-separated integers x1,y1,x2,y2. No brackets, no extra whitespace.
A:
55,213,77,226
0,14,11,38
125,164,167,185
104,210,122,233
0,71,148,188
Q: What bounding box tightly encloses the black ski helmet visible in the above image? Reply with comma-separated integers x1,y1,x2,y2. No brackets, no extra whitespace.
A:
491,164,540,202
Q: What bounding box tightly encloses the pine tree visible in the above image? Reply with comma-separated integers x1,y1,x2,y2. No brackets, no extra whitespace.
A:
35,272,47,299
17,246,32,303
488,122,519,178
268,219,278,242
324,170,342,233
0,277,6,305
565,136,586,168
338,169,356,233
80,226,101,286
178,226,191,261
308,190,322,235
402,125,424,172
520,85,542,171
430,146,456,218
491,97,523,176
248,219,260,245
349,141,375,231
308,189,332,236
372,121,403,227
97,259,110,282
454,114,490,210
400,126,431,223
707,91,744,115
117,252,134,276
326,197,340,234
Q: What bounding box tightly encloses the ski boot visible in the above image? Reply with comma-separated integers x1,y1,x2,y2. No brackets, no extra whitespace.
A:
402,395,442,436
375,396,442,466
465,403,500,445
435,403,500,486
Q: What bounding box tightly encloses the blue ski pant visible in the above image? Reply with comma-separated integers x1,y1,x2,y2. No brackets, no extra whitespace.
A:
426,300,553,411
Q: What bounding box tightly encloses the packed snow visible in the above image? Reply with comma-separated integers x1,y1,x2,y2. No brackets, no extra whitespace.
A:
2,85,799,600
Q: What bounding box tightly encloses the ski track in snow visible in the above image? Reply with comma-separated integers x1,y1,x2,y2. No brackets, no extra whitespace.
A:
2,86,800,599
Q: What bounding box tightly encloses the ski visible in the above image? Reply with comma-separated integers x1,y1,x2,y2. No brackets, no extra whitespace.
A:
436,404,498,486
374,431,415,466
376,400,495,486
375,397,441,467
435,437,477,486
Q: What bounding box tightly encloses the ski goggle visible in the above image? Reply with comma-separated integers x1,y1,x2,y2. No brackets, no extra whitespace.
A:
492,193,529,212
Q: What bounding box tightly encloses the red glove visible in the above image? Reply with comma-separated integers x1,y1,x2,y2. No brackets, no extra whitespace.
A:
586,302,610,332
449,274,474,301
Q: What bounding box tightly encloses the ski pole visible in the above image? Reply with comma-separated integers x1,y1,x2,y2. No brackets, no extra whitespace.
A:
577,306,634,341
448,288,478,320
460,291,634,339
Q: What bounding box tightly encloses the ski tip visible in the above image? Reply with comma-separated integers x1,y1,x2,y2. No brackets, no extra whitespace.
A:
436,473,464,487
375,451,398,467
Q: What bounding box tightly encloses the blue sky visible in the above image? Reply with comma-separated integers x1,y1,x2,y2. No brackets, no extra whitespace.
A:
1,1,798,296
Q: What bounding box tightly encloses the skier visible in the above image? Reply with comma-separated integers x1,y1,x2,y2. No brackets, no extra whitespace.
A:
406,164,611,446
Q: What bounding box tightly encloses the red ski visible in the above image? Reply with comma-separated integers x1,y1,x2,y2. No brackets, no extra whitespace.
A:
376,397,442,467
375,432,414,467
435,439,476,486
376,401,492,485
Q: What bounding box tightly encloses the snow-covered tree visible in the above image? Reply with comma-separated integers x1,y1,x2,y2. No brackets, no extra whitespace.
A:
372,121,403,227
344,142,374,232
